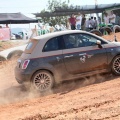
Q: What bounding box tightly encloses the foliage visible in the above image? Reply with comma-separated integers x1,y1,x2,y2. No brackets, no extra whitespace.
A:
40,0,70,26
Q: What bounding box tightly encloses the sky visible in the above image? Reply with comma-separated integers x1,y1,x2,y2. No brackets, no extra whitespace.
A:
0,0,120,28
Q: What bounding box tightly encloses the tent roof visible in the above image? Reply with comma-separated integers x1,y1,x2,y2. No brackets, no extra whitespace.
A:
34,3,120,17
0,13,38,24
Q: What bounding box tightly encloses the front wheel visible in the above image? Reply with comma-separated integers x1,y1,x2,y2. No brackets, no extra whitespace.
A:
112,55,120,75
31,70,54,92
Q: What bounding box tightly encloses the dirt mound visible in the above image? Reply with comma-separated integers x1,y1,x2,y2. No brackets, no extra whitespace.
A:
103,32,120,41
0,40,27,51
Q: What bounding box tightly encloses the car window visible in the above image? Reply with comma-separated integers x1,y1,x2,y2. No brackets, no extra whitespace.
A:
63,34,81,49
63,33,104,49
79,34,98,47
24,39,38,54
26,42,33,50
43,37,60,52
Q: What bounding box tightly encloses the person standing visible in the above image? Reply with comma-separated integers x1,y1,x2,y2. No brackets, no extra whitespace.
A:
68,14,76,30
104,12,109,26
89,16,95,30
98,16,101,25
81,14,86,30
76,12,82,30
94,17,98,29
109,11,116,25
115,13,120,25
85,18,91,31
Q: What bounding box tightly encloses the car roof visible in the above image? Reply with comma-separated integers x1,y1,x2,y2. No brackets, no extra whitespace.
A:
32,30,89,40
32,30,108,42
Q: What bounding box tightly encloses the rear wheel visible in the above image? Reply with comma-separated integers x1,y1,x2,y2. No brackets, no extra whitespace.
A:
31,70,54,92
112,55,120,75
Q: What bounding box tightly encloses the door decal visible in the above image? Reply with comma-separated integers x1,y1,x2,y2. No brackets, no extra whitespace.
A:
80,56,86,63
79,53,94,63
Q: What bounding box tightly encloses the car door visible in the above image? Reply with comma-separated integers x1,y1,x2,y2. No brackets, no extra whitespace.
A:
62,33,108,75
42,36,65,75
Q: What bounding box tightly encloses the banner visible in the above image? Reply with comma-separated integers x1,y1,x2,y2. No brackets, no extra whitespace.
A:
0,28,10,40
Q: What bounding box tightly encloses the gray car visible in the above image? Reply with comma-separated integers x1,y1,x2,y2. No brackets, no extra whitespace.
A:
15,30,120,92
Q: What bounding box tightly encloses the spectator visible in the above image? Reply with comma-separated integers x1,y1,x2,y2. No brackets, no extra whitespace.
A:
85,18,91,31
115,13,120,25
68,14,76,30
89,16,95,30
109,11,116,25
76,12,82,30
81,14,86,30
94,17,98,29
98,16,101,25
6,24,9,28
104,12,109,25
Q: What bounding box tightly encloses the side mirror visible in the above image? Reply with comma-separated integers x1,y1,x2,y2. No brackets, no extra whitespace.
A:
96,40,102,48
96,40,101,45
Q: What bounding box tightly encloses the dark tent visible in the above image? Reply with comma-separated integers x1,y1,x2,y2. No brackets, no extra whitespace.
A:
34,3,120,17
0,12,38,24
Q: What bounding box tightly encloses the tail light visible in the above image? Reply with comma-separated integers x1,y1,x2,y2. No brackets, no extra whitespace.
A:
22,60,30,69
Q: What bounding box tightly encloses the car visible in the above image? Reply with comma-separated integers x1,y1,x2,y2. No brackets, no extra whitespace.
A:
11,34,16,40
12,33,22,39
15,30,120,92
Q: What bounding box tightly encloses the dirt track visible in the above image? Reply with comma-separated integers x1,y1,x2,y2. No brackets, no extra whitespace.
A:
0,33,120,120
0,60,120,120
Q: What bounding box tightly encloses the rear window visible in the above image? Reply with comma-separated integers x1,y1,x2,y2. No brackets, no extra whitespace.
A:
24,39,38,54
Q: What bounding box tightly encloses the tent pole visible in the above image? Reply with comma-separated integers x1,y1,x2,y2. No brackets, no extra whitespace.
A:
29,23,30,29
10,23,11,40
10,23,11,28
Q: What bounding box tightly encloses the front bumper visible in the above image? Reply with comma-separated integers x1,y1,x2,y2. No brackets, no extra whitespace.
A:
15,67,32,84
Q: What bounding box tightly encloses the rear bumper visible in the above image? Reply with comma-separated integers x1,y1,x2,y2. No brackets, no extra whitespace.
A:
15,67,32,84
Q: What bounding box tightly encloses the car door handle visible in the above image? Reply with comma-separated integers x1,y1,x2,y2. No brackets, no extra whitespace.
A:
64,55,73,58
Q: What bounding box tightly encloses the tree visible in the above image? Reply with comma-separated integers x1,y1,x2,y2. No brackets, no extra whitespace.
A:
40,0,70,26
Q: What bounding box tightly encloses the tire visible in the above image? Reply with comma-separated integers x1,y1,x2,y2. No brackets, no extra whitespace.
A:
7,50,23,60
31,70,54,92
90,29,102,36
111,55,120,75
104,27,113,35
0,55,6,63
113,25,120,33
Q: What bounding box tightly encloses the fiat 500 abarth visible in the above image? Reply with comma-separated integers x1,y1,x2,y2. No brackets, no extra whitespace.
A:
15,30,120,92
